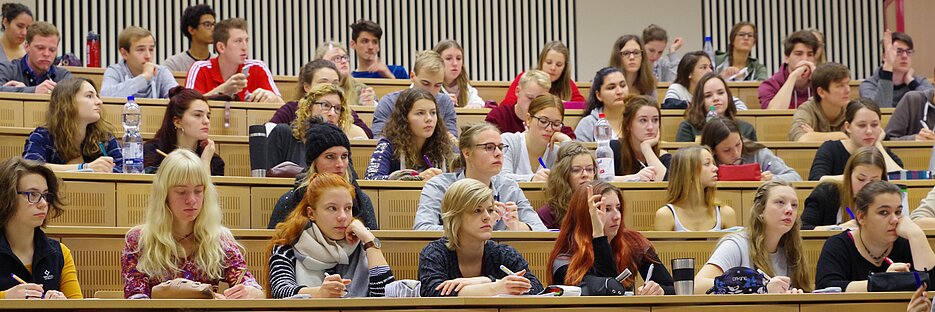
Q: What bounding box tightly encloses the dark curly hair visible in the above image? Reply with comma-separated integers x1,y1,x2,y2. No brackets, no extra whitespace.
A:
383,88,453,170
180,4,215,41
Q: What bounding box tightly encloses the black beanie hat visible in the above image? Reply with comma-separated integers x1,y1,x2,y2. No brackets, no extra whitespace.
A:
304,116,351,166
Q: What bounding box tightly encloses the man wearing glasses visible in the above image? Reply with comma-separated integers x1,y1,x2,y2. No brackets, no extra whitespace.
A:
860,30,934,108
163,4,215,72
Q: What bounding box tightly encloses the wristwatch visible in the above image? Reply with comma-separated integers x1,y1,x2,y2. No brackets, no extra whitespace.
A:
363,237,382,250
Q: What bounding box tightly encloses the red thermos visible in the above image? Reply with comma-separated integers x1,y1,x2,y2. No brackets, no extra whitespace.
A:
86,31,100,67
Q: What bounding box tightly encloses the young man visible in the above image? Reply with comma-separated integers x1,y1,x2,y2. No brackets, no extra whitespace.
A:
860,30,934,108
371,50,455,138
185,18,282,103
642,24,682,82
884,89,935,141
349,19,409,79
100,26,178,99
163,4,215,72
0,22,71,94
759,30,819,109
788,62,851,142
485,70,575,139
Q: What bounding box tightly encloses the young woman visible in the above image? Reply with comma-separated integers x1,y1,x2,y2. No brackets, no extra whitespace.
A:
0,157,80,299
700,117,801,182
268,173,394,298
144,87,224,175
610,95,670,182
365,88,453,180
654,146,737,231
715,22,768,81
0,3,31,62
500,94,570,182
815,181,935,292
538,142,596,229
808,98,903,181
802,146,887,230
662,51,712,109
433,40,484,108
608,35,657,98
23,78,124,173
315,41,376,106
413,123,547,231
575,67,629,142
500,41,585,106
418,178,544,297
266,116,378,230
549,182,674,295
676,73,754,142
121,150,264,299
694,181,811,294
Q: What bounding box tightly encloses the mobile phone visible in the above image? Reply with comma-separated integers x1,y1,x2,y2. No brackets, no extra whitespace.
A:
812,286,842,293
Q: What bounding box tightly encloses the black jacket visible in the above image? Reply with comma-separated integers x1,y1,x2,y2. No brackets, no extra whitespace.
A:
0,228,64,293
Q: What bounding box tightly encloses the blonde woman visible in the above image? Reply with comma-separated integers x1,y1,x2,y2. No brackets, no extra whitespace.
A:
418,178,543,297
433,40,484,108
315,41,376,106
538,142,597,229
654,146,737,231
121,150,263,299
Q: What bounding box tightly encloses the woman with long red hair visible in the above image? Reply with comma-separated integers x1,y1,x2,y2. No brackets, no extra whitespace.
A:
548,181,673,295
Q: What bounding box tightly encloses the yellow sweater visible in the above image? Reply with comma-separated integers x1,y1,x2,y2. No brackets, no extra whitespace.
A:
0,243,82,299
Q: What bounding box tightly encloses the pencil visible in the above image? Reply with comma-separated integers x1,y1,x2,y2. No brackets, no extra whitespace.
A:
156,149,168,157
10,273,27,284
235,268,247,285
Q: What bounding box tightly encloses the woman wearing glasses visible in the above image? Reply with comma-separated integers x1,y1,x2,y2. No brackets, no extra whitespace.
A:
500,94,570,182
365,88,454,180
608,35,656,98
413,123,548,231
538,142,597,229
0,157,81,299
714,22,768,81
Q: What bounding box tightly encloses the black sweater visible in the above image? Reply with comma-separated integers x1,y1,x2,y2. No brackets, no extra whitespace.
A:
815,230,924,290
801,182,844,230
551,236,675,295
418,238,543,297
808,140,903,181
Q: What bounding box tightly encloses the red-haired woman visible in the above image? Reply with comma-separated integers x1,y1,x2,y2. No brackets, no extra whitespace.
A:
548,181,673,295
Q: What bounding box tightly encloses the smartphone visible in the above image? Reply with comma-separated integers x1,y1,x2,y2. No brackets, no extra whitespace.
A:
812,286,842,293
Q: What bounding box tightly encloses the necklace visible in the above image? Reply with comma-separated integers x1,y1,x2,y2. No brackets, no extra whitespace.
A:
858,230,889,264
175,232,194,242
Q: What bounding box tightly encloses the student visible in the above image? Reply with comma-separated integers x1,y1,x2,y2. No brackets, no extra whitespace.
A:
0,22,72,94
372,50,457,138
677,73,755,142
163,4,215,72
654,146,737,231
701,117,800,182
663,51,712,109
267,59,372,138
538,142,596,229
575,67,629,142
487,69,576,139
121,150,264,299
267,84,367,170
413,123,547,231
642,24,683,82
0,157,81,299
715,22,768,81
0,3,32,62
315,41,376,106
23,78,123,173
266,116,378,230
549,182,674,295
434,40,484,108
608,35,657,98
759,30,819,109
788,62,852,142
365,88,452,180
500,94,570,182
500,41,585,106
694,181,810,294
860,31,933,108
815,181,935,292
885,89,935,141
268,173,394,298
101,26,178,99
185,18,282,103
610,95,670,182
802,146,887,230
418,178,544,297
808,98,903,181
143,88,224,175
348,19,408,79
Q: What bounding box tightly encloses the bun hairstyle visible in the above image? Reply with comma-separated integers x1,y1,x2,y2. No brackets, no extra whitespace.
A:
1,3,31,31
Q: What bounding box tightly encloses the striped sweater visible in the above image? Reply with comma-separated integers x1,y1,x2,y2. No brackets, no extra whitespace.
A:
268,244,395,298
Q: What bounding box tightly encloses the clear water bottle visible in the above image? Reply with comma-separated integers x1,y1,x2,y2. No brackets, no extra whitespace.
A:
703,36,717,71
594,113,615,182
706,105,718,122
122,96,144,173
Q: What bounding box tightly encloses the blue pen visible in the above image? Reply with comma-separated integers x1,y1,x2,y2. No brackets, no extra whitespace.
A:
423,155,434,168
914,271,923,288
97,142,108,157
538,157,547,169
845,207,856,220
763,161,772,171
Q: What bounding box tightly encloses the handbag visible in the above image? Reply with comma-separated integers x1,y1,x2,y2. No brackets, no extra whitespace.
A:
867,271,933,292
717,163,761,181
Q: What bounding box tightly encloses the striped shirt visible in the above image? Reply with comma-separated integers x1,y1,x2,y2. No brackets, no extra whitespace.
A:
22,127,124,173
268,244,395,298
184,57,279,100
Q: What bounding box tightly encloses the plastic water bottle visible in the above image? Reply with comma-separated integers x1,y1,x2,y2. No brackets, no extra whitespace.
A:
594,113,615,182
706,105,718,122
122,96,144,173
703,36,716,71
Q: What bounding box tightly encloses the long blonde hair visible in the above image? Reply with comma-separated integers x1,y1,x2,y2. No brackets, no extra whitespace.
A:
665,146,717,209
45,78,115,161
441,178,493,251
746,181,812,292
544,142,595,225
314,41,364,106
433,40,470,107
292,84,350,140
129,149,234,280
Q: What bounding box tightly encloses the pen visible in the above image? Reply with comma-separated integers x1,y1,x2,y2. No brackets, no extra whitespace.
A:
11,273,42,298
235,268,247,285
156,149,168,157
763,161,772,172
499,265,517,276
538,157,548,170
645,264,655,283
914,271,923,288
845,207,856,221
423,155,434,168
615,268,632,282
97,142,108,157
757,269,772,281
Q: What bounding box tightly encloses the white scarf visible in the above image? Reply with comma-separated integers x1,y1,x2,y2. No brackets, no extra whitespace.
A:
292,223,360,287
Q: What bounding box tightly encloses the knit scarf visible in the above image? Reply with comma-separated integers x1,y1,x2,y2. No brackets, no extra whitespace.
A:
292,222,369,296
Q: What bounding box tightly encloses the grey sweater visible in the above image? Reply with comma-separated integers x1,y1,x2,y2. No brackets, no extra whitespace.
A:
859,67,934,108
739,147,802,182
413,171,547,231
100,60,178,99
574,108,619,143
0,58,72,93
884,89,935,141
